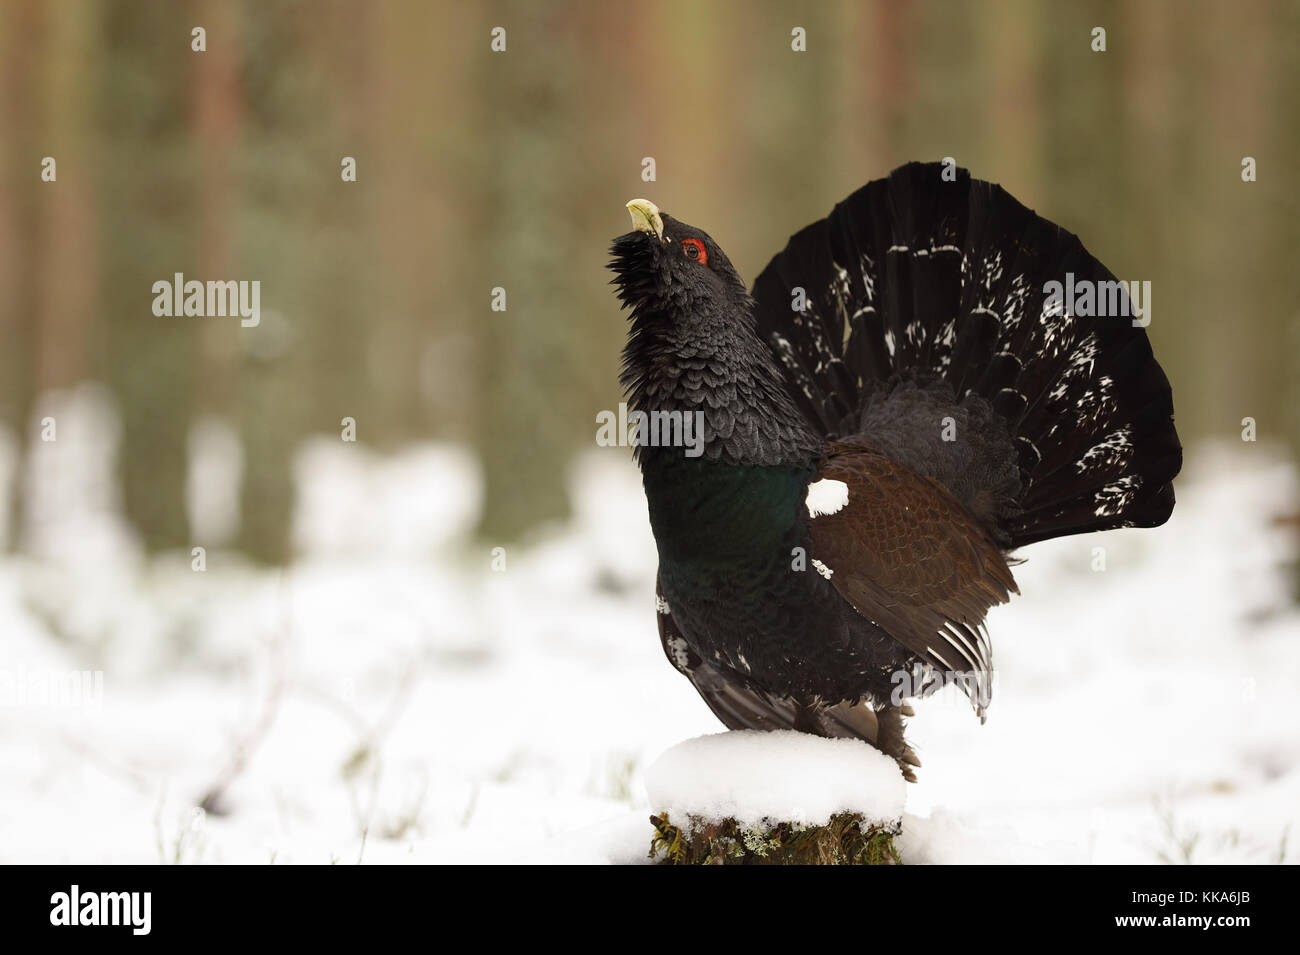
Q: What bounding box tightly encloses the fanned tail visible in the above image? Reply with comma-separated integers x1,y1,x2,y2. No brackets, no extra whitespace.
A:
752,161,1181,548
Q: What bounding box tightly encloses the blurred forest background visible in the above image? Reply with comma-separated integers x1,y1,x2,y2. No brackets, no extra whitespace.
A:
1,0,1297,573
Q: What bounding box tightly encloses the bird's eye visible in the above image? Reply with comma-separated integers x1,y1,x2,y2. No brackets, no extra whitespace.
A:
681,238,708,266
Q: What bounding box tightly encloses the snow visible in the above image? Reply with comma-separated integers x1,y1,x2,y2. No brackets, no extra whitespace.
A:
186,416,243,546
898,809,1078,864
0,394,1298,864
645,730,906,830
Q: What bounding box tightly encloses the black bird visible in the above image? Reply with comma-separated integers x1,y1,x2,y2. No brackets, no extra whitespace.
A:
609,162,1181,780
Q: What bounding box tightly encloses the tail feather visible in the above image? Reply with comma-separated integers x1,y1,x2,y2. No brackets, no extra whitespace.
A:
752,161,1181,548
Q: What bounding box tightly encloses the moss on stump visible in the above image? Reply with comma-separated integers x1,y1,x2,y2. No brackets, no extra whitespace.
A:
649,812,901,865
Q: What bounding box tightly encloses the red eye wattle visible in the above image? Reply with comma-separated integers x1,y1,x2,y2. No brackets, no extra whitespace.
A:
681,238,708,266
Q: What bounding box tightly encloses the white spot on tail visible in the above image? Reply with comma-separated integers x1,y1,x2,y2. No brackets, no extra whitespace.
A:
656,595,671,615
806,478,849,517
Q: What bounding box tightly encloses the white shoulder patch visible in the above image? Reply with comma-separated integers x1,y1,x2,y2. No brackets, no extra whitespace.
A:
806,478,849,518
812,558,834,579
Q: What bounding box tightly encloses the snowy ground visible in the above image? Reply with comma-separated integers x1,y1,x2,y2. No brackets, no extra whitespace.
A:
1,423,1297,864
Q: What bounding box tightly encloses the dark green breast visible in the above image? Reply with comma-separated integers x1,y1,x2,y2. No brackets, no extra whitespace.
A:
641,452,813,572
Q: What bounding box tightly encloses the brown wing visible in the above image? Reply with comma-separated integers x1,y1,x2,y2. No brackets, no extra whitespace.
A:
807,442,1018,718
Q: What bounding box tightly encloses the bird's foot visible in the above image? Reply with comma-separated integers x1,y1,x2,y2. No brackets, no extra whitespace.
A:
875,703,921,783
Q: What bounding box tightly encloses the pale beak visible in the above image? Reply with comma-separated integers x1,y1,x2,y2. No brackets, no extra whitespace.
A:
625,198,665,241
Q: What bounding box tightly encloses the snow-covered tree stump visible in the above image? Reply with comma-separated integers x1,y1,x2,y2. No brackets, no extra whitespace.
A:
644,730,907,865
